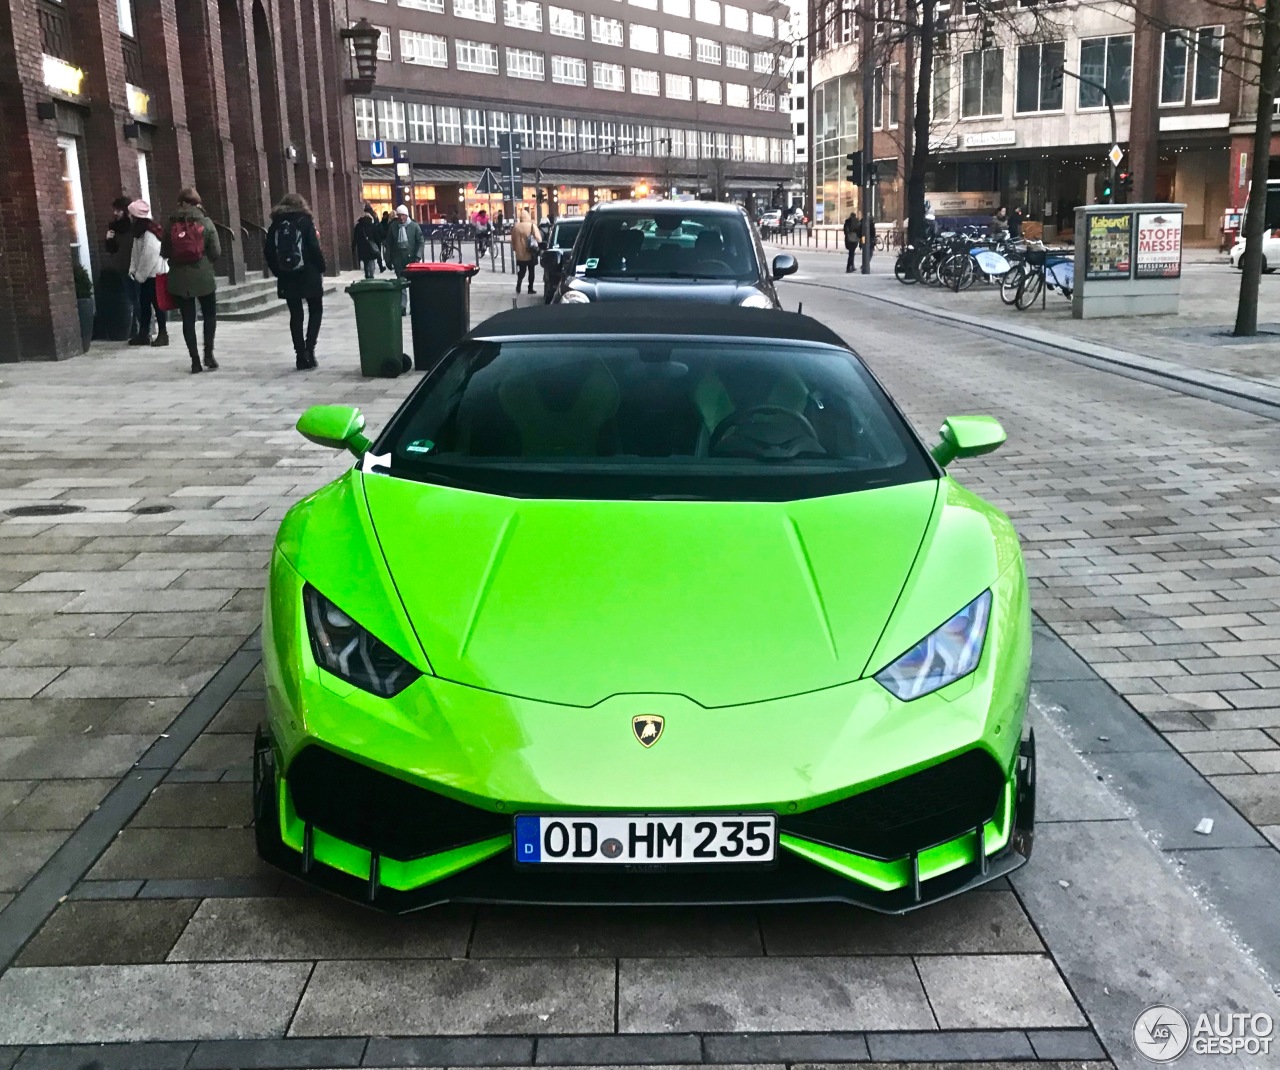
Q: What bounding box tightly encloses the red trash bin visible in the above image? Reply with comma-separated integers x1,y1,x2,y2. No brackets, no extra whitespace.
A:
404,262,479,371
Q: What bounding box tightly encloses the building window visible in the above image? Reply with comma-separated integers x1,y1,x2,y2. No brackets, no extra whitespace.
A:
888,63,901,126
666,71,692,98
506,47,545,79
723,3,746,29
504,0,543,28
549,5,584,37
57,137,90,275
753,51,774,73
933,54,951,116
630,23,659,51
632,67,660,94
557,116,578,150
1161,31,1188,105
117,0,134,37
725,81,748,107
1078,34,1132,108
872,68,884,129
437,106,461,143
751,11,772,36
1193,25,1224,102
593,60,625,89
1014,41,1063,113
512,112,533,146
599,121,617,150
591,14,623,44
355,97,377,140
462,107,486,145
375,26,392,60
961,47,1004,117
664,30,691,57
552,53,586,84
456,39,499,73
399,0,446,11
696,76,721,103
488,109,509,145
753,86,775,109
536,114,556,149
725,44,748,68
630,0,658,9
400,31,448,67
453,0,495,20
581,119,597,150
696,37,721,63
663,0,689,14
694,0,718,24
376,98,407,140
407,102,435,142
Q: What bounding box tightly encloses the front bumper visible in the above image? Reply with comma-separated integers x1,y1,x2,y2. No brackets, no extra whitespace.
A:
253,728,1035,914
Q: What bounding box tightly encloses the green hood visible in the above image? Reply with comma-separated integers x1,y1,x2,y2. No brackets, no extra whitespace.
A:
362,473,940,707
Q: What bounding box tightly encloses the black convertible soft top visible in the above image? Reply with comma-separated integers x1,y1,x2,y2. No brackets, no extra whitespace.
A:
469,302,851,350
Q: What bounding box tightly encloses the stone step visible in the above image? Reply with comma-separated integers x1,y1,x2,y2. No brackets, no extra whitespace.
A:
217,280,339,321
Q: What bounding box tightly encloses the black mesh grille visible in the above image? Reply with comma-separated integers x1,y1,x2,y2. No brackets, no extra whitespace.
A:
287,746,509,860
780,750,1005,859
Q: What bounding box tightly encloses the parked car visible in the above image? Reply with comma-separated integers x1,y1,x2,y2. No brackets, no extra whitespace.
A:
550,201,797,308
539,217,584,303
255,301,1035,911
1229,233,1279,272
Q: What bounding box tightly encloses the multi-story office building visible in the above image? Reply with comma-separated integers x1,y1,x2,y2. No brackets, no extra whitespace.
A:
783,0,808,189
349,0,797,219
809,0,1244,243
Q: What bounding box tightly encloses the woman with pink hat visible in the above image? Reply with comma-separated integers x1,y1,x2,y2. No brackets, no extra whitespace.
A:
127,199,168,348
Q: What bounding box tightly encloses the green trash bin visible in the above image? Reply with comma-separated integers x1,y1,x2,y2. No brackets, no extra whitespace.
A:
346,278,410,378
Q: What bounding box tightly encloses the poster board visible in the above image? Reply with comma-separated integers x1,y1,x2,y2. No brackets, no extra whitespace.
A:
1086,213,1133,280
1134,211,1183,278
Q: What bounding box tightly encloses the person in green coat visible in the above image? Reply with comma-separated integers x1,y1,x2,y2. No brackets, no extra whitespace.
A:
161,187,222,373
382,204,423,315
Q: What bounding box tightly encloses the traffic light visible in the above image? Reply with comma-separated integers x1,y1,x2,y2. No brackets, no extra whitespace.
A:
1101,178,1114,202
846,151,862,184
1120,171,1134,193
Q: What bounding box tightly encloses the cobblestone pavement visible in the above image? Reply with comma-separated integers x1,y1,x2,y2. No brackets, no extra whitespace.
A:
0,261,1278,1069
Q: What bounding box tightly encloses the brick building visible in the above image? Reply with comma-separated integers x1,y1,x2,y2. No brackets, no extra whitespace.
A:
0,0,360,361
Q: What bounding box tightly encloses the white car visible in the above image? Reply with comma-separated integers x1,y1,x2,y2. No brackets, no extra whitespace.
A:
1229,232,1280,272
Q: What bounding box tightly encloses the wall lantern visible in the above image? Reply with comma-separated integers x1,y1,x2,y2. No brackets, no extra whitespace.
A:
340,18,380,95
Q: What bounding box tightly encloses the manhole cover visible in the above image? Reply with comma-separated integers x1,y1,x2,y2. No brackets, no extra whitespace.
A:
132,504,174,515
6,503,85,518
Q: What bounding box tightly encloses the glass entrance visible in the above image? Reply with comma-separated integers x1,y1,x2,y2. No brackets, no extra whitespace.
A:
57,136,90,274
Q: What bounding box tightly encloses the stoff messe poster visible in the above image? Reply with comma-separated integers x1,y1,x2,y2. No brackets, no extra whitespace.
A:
1134,212,1183,279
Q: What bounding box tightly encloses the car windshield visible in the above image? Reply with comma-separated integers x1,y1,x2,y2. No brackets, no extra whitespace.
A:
372,338,934,501
551,219,583,250
576,210,758,281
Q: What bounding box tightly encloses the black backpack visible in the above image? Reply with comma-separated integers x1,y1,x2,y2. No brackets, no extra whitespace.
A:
273,217,306,273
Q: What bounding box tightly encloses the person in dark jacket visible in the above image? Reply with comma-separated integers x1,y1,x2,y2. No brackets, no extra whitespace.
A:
1010,204,1024,240
162,187,221,373
352,209,382,278
843,209,861,273
102,196,136,337
265,193,327,370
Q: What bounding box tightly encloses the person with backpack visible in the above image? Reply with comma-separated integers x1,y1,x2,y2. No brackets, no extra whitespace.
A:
382,204,424,315
126,199,168,347
162,187,220,373
265,193,328,370
352,208,381,280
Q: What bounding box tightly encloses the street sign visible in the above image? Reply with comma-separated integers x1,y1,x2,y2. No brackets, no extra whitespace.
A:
498,132,523,207
370,140,391,165
1108,144,1123,168
476,168,501,195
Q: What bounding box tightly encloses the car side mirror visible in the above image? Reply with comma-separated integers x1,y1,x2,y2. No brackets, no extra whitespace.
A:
772,254,798,280
540,249,564,272
932,415,1006,468
297,405,371,457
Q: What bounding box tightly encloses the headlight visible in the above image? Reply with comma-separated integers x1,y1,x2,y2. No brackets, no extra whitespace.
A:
303,585,421,697
874,590,992,701
560,289,590,304
739,292,772,308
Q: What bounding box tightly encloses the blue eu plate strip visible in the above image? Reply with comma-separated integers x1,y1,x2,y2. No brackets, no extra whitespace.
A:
514,815,541,863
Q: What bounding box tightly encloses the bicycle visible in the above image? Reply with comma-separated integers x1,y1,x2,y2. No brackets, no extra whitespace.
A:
1012,245,1075,310
437,225,463,262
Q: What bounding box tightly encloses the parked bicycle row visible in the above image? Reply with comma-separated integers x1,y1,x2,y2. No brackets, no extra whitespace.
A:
893,230,1076,311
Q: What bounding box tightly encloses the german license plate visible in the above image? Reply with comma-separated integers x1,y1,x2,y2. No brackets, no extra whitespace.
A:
513,814,776,865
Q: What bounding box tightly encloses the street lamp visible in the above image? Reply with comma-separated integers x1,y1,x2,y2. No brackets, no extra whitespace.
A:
341,18,380,95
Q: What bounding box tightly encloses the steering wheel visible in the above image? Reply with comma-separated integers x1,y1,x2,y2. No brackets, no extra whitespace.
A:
695,259,735,274
708,404,821,457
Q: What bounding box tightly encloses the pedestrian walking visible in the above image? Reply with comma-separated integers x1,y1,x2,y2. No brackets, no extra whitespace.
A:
352,208,382,279
126,199,168,348
102,196,137,339
382,204,424,316
162,187,220,373
843,209,861,273
265,192,328,371
511,209,542,295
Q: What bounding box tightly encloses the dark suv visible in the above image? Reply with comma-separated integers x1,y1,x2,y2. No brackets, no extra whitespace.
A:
539,217,584,303
548,202,797,308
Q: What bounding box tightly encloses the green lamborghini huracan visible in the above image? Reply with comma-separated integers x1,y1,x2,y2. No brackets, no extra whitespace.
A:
254,302,1035,912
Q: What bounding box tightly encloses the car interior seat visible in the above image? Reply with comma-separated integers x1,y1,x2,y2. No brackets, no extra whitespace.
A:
496,361,621,456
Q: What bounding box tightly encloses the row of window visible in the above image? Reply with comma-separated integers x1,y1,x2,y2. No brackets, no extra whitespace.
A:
391,28,783,104
928,29,1224,121
355,98,795,162
371,0,791,37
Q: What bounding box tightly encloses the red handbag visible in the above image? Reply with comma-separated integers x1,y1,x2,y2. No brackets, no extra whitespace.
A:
155,273,177,312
